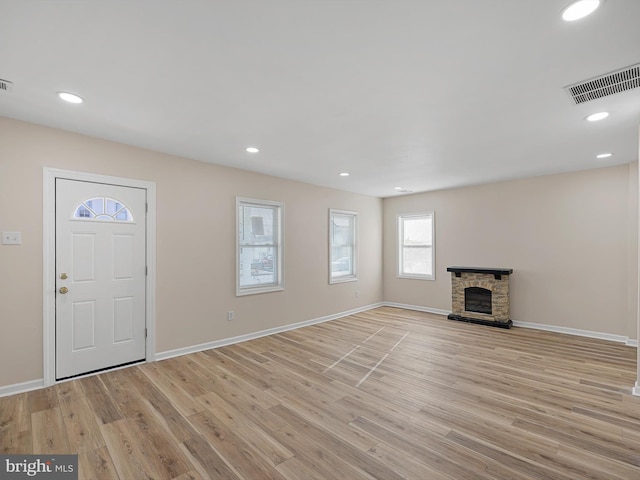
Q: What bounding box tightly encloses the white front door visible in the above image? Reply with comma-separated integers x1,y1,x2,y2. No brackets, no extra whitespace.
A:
55,179,147,379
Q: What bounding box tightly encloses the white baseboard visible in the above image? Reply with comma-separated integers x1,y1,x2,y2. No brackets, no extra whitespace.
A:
383,302,451,317
384,302,639,347
512,320,636,346
633,383,640,397
3,302,636,397
0,378,44,398
1,304,383,395
156,302,384,361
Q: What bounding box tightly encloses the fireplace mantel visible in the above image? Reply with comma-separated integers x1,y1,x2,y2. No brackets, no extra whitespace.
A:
447,266,513,280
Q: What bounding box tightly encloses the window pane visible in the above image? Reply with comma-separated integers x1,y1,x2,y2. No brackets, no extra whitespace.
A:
115,209,132,221
403,217,431,246
106,199,123,215
74,205,94,218
239,246,277,287
331,245,353,276
240,205,274,245
332,215,352,245
402,246,432,275
85,198,104,215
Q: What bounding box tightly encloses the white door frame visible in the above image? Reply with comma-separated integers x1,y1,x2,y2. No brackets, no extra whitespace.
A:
43,167,156,386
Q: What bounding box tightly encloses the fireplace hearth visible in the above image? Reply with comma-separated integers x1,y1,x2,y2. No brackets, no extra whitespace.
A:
447,266,513,328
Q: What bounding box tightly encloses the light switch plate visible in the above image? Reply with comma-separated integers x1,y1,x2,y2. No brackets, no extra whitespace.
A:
2,232,22,245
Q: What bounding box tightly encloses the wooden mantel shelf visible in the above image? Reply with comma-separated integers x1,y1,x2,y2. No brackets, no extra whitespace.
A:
446,266,513,277
447,267,513,280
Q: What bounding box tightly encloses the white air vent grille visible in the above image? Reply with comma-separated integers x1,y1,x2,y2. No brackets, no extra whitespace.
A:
0,79,13,93
565,64,640,104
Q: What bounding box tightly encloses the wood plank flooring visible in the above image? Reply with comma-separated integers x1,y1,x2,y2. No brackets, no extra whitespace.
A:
2,306,640,479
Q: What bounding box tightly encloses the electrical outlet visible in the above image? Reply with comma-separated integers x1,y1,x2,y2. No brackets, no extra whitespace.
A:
227,311,235,321
1,232,21,245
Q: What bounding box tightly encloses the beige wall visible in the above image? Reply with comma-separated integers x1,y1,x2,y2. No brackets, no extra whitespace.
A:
384,164,639,340
1,115,637,390
0,117,383,387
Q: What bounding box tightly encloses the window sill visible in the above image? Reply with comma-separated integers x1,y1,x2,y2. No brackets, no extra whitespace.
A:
330,276,358,285
397,274,435,281
236,285,285,296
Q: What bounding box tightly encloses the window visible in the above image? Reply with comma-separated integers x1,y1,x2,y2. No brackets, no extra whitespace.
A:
398,212,434,280
329,209,357,283
237,197,284,295
73,197,134,222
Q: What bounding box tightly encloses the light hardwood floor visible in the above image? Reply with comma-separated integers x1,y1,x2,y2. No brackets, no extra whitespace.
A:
2,307,640,479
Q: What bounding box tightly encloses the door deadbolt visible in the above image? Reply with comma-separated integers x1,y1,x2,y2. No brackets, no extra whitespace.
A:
59,287,69,294
59,273,68,280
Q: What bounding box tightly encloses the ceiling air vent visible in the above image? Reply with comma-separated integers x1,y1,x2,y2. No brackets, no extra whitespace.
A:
0,79,13,92
565,63,640,104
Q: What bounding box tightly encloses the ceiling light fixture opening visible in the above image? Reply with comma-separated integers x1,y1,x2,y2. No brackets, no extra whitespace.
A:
596,153,613,159
586,111,609,122
245,147,259,153
562,0,601,21
339,172,350,177
58,92,83,104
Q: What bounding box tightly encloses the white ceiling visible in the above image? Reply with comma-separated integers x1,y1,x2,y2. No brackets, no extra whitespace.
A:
1,0,639,198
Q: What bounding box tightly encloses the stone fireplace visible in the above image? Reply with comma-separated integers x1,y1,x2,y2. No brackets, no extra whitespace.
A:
447,266,513,328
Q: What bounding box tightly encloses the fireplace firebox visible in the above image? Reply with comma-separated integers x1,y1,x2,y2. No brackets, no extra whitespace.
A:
447,266,513,328
464,287,492,315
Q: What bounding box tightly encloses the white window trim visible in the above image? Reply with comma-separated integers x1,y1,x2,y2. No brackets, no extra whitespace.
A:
397,211,435,281
329,208,358,284
236,197,285,296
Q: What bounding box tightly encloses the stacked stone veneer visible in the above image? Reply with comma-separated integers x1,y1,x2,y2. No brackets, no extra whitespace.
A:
451,270,511,325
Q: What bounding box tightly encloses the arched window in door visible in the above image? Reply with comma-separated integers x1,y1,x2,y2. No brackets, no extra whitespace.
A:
73,197,134,222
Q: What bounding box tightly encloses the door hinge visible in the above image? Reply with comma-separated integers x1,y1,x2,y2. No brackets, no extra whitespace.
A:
145,266,148,276
145,328,148,338
146,203,148,213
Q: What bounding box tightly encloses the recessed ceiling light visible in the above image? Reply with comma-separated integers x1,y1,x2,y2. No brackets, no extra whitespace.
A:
246,147,259,153
596,152,613,159
562,0,600,22
586,111,609,122
339,172,350,177
394,187,403,191
57,92,83,104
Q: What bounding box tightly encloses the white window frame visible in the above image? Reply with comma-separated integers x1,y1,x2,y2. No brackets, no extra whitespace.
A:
236,197,285,296
329,208,358,284
397,212,435,280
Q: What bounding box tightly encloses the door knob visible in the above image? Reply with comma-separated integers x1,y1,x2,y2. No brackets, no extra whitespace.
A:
59,287,69,294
